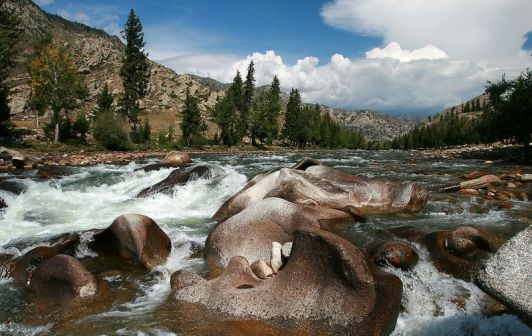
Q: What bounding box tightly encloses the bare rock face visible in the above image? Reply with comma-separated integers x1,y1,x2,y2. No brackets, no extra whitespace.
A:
206,197,353,270
476,226,532,327
137,165,211,197
92,214,171,269
28,254,98,304
171,229,402,335
213,159,428,222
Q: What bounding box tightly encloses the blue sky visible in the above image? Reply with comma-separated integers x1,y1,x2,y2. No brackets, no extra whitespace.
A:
35,0,532,115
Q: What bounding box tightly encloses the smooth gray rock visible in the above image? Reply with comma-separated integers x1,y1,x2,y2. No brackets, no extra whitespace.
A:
475,226,532,326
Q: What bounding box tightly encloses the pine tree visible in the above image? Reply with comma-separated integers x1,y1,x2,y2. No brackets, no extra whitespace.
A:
250,76,281,146
119,9,149,125
242,61,255,134
211,72,245,146
93,83,114,116
283,88,302,146
180,89,204,147
0,5,21,130
28,45,87,143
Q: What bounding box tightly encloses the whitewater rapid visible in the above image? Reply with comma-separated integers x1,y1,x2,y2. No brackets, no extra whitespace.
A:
0,151,530,335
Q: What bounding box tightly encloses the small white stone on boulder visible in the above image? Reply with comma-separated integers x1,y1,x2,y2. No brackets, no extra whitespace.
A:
282,242,293,259
271,242,282,272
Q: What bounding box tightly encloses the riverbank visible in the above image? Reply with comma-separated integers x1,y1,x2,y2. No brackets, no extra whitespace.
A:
421,144,531,164
1,142,530,171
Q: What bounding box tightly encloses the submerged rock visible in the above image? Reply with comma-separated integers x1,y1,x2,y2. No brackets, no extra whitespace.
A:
0,197,6,210
372,241,419,270
206,197,353,270
0,178,25,194
137,165,211,197
171,228,402,335
475,226,532,327
213,159,428,222
92,214,171,269
425,226,502,280
37,165,72,179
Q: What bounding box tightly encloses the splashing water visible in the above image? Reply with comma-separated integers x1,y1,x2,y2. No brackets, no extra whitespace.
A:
0,151,530,335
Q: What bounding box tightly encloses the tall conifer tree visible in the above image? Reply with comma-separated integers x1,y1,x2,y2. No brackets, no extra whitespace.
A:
242,61,255,134
119,9,149,125
180,89,204,147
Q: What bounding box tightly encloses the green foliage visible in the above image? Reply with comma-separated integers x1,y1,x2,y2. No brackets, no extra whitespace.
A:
29,44,88,142
93,111,131,150
481,69,532,147
210,72,245,146
180,89,205,147
250,76,281,145
0,5,21,126
119,9,149,123
93,83,114,116
391,110,481,149
130,119,151,144
72,113,90,141
283,88,302,145
242,61,255,132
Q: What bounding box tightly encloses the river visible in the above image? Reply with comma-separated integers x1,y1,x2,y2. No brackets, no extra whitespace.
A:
0,150,530,335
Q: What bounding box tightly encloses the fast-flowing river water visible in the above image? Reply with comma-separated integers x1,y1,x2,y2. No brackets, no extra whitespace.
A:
0,150,530,335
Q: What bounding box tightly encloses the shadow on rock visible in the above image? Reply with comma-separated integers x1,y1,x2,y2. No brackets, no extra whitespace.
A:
169,228,402,336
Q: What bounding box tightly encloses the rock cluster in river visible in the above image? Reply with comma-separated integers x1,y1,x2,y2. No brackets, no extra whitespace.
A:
1,153,530,333
166,158,431,335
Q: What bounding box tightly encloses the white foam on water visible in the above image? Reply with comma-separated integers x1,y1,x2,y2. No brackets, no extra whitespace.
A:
0,322,52,336
389,244,532,336
0,163,247,245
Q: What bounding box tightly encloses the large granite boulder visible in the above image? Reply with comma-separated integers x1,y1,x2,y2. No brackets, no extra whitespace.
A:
213,160,427,222
137,165,211,197
92,214,171,269
206,197,353,270
171,228,402,335
475,226,532,326
28,254,98,304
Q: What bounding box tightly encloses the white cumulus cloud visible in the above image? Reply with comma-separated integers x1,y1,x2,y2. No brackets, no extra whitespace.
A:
321,0,532,68
365,42,448,62
163,48,503,114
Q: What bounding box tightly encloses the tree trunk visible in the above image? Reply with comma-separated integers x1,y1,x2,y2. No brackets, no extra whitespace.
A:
35,111,39,129
54,123,59,144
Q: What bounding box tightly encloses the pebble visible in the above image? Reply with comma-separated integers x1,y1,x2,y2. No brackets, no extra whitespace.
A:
281,242,293,259
251,260,274,279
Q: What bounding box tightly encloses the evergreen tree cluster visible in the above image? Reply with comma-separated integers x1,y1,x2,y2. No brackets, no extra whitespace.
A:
210,67,367,149
392,69,531,150
391,110,480,150
480,69,532,149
